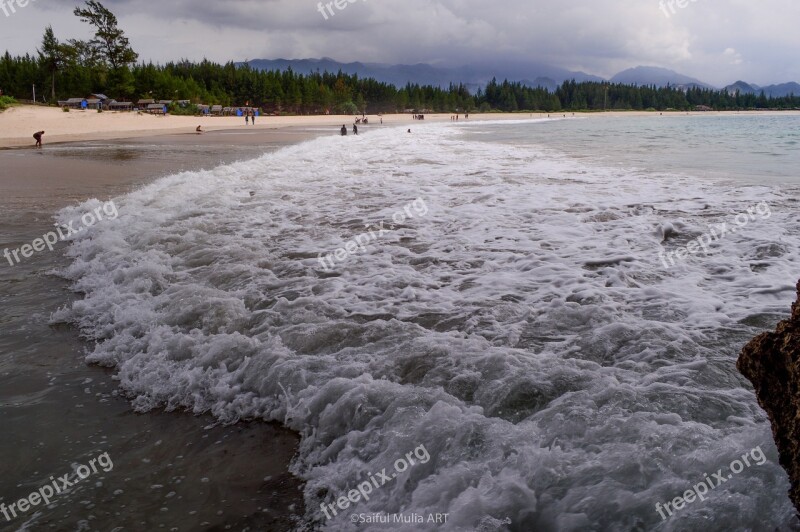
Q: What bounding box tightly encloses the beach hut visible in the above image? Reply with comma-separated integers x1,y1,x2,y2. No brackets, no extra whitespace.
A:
108,101,133,111
136,99,155,111
146,103,167,115
58,97,87,109
210,105,223,115
85,98,103,110
89,94,112,109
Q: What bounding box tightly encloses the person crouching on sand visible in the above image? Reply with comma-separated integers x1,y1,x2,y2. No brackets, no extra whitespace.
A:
196,125,203,134
33,131,44,148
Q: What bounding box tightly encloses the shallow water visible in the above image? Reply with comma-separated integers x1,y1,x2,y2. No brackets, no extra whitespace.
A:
22,117,800,531
463,114,800,185
0,132,316,531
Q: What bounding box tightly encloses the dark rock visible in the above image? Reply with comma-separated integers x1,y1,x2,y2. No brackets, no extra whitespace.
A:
738,280,800,513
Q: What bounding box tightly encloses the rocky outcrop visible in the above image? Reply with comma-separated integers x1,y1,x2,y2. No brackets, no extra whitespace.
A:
738,280,800,513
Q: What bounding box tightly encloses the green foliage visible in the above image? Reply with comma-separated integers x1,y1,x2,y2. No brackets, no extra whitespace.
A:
38,26,77,101
355,93,366,114
0,95,16,111
476,78,800,112
71,1,138,97
4,49,800,112
336,101,358,115
168,102,200,115
72,1,138,70
107,65,135,98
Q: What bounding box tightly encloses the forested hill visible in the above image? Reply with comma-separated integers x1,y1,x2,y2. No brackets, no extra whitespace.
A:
3,55,800,113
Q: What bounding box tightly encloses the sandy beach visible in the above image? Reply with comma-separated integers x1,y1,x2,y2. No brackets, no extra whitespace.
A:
3,104,799,149
0,105,467,148
0,105,365,148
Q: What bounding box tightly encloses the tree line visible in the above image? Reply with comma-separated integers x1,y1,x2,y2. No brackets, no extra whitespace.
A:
1,1,798,114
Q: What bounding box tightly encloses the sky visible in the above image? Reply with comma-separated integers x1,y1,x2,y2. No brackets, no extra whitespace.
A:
1,0,798,86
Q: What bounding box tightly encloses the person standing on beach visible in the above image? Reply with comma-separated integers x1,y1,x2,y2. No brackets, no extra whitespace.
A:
33,131,44,148
251,110,256,125
245,112,250,125
353,124,358,135
341,124,347,136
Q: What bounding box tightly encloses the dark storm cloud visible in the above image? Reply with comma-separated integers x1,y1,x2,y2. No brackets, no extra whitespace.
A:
3,0,800,85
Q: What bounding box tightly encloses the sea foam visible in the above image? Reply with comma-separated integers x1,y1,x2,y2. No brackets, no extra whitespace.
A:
52,122,798,530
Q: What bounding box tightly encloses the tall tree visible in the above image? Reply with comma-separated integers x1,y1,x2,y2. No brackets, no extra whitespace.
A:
355,93,366,114
73,1,138,70
38,26,75,101
67,37,101,68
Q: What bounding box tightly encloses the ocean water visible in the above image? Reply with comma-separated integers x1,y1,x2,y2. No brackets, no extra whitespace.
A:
52,116,800,531
469,114,800,185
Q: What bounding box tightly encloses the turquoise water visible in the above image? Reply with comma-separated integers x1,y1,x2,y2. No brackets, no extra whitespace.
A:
463,114,800,184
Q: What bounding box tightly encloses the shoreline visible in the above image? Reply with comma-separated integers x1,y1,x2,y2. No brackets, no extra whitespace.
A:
0,125,321,150
2,103,797,529
2,105,799,149
0,128,320,530
0,126,326,207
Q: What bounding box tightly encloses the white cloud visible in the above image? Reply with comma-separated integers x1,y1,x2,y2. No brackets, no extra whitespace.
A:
723,48,743,66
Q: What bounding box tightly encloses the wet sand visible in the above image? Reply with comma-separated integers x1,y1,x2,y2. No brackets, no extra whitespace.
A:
0,126,328,530
0,127,320,197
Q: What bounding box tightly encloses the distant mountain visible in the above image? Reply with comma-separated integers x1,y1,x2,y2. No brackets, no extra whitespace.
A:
761,82,800,97
724,80,759,94
723,80,800,97
520,77,558,92
610,66,711,88
245,59,800,97
245,58,603,90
